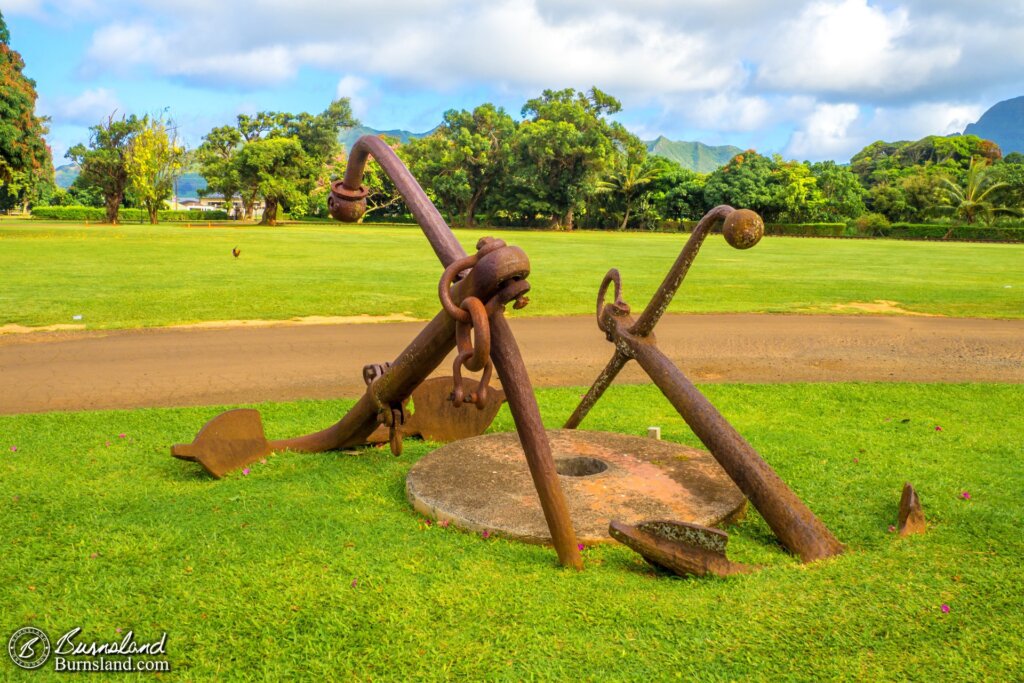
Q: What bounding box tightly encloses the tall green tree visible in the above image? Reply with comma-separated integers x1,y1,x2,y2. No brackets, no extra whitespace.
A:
66,113,146,223
195,125,245,216
770,158,824,223
809,161,865,221
647,160,707,221
702,151,777,219
596,156,664,230
406,103,516,226
936,158,1018,234
196,100,356,224
126,117,186,224
235,136,307,225
0,10,53,212
513,87,622,229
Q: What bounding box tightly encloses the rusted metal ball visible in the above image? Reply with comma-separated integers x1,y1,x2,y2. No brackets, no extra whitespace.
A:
328,181,369,223
722,209,764,249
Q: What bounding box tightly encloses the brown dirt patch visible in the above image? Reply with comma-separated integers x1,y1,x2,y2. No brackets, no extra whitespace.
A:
1,313,1021,414
831,300,939,316
0,323,87,335
168,313,421,330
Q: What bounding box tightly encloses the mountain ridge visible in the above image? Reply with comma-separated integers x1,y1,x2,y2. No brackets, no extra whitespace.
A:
645,137,743,173
963,96,1024,155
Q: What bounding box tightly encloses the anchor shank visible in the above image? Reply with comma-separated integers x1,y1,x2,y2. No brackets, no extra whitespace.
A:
489,310,583,570
269,308,459,452
627,333,844,563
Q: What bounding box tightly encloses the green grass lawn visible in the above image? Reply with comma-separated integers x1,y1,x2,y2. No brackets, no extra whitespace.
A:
1,219,1021,330
2,383,1021,680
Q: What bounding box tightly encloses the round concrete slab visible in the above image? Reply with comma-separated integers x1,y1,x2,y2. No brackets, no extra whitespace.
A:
406,429,747,545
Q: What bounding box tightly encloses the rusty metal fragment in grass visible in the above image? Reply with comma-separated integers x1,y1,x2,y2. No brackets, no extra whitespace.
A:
897,482,926,536
609,520,757,578
567,205,844,565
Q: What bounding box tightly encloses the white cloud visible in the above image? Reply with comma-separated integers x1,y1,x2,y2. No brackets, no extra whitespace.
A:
19,0,1024,162
1,0,45,15
865,102,986,141
335,75,374,119
756,0,960,96
688,94,774,133
786,100,990,161
82,22,164,75
786,103,861,159
38,87,122,126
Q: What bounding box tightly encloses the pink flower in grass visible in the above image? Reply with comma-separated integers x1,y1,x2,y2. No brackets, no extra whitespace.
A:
351,578,358,588
242,468,250,476
9,446,16,453
940,604,950,613
115,628,122,634
118,433,126,439
481,530,491,539
888,525,896,533
961,491,971,500
935,425,943,432
439,520,450,528
577,543,585,551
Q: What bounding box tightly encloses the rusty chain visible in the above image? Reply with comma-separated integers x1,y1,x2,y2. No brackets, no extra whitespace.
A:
437,238,510,409
363,361,406,456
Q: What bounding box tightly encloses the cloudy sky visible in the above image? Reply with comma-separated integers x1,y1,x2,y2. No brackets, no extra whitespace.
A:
4,0,1023,165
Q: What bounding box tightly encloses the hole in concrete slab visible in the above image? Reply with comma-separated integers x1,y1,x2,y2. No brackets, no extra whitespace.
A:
556,456,609,477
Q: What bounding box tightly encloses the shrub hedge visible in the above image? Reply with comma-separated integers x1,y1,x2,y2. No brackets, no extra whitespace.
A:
32,206,229,222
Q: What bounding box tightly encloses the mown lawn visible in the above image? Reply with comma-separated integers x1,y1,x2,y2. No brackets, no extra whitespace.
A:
2,383,1021,680
1,219,1020,330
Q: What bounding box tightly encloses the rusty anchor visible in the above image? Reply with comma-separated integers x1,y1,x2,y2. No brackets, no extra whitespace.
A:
172,135,583,570
567,205,845,564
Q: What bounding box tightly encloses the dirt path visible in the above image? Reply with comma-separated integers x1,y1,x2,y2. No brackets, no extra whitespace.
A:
1,313,1021,415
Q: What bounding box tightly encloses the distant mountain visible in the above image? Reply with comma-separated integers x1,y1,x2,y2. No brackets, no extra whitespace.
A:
339,125,434,150
963,96,1024,155
174,172,207,199
645,137,742,173
54,163,79,189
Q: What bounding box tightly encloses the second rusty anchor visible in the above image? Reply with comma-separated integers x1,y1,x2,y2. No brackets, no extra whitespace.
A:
567,205,845,564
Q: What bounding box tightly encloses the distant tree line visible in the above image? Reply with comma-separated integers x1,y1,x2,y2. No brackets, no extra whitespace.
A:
343,95,1024,232
4,28,1020,232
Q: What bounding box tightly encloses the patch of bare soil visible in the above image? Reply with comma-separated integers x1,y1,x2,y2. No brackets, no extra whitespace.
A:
831,300,939,316
167,313,422,330
1,313,1021,414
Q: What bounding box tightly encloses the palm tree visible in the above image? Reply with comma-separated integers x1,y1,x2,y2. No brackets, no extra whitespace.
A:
937,158,1018,237
597,159,663,230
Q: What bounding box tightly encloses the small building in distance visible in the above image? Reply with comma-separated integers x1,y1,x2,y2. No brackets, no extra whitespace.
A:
173,195,264,219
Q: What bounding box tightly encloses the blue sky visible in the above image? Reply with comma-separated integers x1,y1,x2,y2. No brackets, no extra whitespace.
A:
4,0,1023,165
